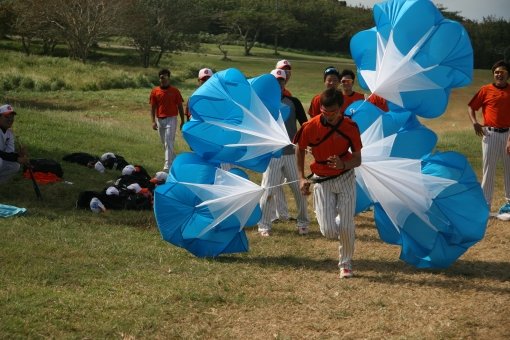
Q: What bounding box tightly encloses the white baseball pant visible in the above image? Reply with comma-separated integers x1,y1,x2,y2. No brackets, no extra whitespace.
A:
157,116,178,171
481,128,510,208
258,154,309,231
313,170,356,268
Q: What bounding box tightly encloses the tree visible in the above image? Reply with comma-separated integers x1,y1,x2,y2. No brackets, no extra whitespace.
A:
120,0,204,68
44,0,122,61
220,0,279,56
10,0,59,56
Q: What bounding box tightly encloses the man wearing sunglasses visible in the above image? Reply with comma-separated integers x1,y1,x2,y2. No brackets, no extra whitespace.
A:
308,66,341,118
149,69,185,172
295,88,362,278
339,69,388,115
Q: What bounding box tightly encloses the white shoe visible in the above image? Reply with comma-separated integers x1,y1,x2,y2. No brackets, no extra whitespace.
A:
298,226,309,235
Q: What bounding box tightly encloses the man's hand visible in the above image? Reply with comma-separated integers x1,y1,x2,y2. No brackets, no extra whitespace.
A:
152,121,158,130
299,178,311,196
473,122,486,137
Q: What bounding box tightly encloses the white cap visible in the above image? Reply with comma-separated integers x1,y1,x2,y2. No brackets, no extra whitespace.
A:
122,165,136,176
276,59,291,70
270,69,286,80
198,68,213,80
90,197,106,213
150,171,168,184
106,186,119,196
0,104,16,115
94,161,105,173
100,152,115,162
127,183,142,193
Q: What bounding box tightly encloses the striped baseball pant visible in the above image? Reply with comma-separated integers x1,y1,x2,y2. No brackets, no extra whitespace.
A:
481,128,510,208
313,170,356,268
258,154,309,231
157,116,178,171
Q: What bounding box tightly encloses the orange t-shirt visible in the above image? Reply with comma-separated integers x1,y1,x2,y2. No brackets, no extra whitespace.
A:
149,86,184,118
469,83,510,128
367,94,389,112
308,91,387,117
294,115,362,177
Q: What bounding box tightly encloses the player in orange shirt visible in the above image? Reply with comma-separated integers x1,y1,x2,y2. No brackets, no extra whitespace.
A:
339,69,389,115
308,66,341,118
149,69,185,171
295,88,362,278
468,60,510,214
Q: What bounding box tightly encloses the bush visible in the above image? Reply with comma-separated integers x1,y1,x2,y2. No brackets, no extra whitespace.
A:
20,77,35,89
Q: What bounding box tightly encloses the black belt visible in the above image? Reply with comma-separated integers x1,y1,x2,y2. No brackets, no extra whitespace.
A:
487,127,509,133
307,169,352,184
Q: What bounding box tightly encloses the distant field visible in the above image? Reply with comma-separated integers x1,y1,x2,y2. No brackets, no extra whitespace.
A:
0,43,508,339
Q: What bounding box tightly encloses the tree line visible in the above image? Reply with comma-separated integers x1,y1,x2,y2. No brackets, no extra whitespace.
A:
0,0,508,69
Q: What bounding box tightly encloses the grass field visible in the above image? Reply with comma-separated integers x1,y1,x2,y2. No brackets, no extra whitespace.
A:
0,43,509,339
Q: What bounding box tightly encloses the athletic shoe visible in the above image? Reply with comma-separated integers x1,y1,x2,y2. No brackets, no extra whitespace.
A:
498,202,510,214
298,226,309,235
339,268,353,279
259,230,271,237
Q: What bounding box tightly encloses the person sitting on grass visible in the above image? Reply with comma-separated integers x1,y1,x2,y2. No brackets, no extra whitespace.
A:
0,104,29,184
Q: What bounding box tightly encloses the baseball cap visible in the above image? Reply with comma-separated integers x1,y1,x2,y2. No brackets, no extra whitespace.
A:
324,66,340,79
150,171,168,184
198,68,213,80
94,161,105,173
0,104,16,116
100,152,115,162
90,197,106,213
127,183,142,193
122,164,136,176
276,60,291,70
270,69,287,80
106,186,119,196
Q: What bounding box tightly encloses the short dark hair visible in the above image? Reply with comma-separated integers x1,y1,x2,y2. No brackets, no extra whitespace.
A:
340,69,356,80
323,66,340,81
159,69,171,77
320,88,344,108
491,60,509,73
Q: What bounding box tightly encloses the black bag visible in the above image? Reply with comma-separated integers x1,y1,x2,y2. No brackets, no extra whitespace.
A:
63,152,99,167
28,158,64,178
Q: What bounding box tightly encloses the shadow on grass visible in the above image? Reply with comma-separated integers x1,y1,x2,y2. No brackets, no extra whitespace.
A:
217,255,510,292
5,97,83,112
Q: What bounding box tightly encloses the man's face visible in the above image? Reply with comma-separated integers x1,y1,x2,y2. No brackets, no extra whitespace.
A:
493,67,509,87
340,76,354,92
159,73,170,86
282,67,291,84
324,75,339,89
0,113,15,129
320,104,341,124
198,76,210,86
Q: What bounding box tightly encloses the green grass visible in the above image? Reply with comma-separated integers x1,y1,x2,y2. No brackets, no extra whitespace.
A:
1,43,509,339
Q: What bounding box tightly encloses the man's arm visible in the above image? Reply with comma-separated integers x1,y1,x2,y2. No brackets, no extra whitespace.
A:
327,151,361,171
288,96,308,125
468,105,485,137
296,146,310,195
151,104,158,130
178,103,185,129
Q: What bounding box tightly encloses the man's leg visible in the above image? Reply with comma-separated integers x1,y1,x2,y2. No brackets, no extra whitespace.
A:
157,116,177,171
0,158,20,184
